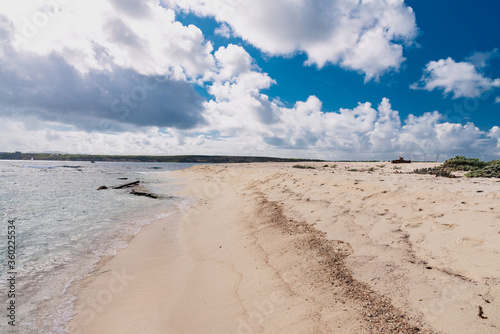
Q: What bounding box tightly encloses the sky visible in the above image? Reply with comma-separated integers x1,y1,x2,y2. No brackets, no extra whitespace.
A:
0,0,499,160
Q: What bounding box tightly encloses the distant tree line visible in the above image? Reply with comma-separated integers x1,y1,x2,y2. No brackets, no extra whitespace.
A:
0,152,324,164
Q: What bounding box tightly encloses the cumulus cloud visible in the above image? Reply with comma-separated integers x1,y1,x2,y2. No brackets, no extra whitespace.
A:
260,98,489,159
213,44,254,80
200,44,279,132
197,45,500,159
197,46,500,159
214,23,232,38
165,0,417,80
0,14,206,131
411,57,500,99
495,97,500,104
208,97,500,160
0,1,214,132
489,126,500,150
3,98,500,161
0,60,206,131
3,36,497,160
0,0,215,78
1,2,499,160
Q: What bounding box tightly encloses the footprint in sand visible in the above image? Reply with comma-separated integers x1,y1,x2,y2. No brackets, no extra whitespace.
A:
456,237,485,247
405,222,423,228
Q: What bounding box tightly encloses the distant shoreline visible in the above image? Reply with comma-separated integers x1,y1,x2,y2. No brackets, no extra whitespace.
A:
0,153,324,163
0,152,440,163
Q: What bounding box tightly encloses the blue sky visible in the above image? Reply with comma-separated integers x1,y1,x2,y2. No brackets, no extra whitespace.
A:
0,0,499,160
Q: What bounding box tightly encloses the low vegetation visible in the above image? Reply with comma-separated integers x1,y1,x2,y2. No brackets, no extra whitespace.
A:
465,160,500,178
412,156,500,178
441,156,486,171
293,165,316,169
412,167,455,178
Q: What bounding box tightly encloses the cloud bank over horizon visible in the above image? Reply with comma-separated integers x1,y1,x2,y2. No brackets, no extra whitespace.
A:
0,0,499,160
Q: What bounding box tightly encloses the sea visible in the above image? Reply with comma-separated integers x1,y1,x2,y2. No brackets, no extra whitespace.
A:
0,160,196,333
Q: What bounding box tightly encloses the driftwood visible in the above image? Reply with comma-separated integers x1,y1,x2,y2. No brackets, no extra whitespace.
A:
113,180,140,189
130,189,159,199
110,180,162,199
97,186,108,190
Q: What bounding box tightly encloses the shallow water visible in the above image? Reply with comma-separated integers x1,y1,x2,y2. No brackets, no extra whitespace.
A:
0,160,193,333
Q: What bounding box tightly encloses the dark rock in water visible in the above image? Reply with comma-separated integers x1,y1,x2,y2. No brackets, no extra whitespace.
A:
113,180,140,189
97,186,108,190
130,189,159,199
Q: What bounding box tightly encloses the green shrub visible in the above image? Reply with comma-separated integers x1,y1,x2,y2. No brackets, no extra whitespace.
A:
441,156,486,171
466,160,500,178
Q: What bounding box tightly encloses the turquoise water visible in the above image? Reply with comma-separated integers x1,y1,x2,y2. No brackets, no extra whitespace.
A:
0,161,193,333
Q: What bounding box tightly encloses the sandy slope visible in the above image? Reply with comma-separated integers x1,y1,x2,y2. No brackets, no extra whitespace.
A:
68,162,500,334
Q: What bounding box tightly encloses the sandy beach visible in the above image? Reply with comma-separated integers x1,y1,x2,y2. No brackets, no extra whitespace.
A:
68,162,500,334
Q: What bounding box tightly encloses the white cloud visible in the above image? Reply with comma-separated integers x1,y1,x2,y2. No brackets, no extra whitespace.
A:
196,46,500,159
214,44,253,81
0,0,215,79
0,42,207,131
495,97,500,104
0,1,215,132
200,44,279,133
1,2,499,160
489,126,500,150
165,0,417,80
3,98,499,161
411,57,500,99
214,23,231,38
466,49,499,69
2,40,498,160
196,45,499,159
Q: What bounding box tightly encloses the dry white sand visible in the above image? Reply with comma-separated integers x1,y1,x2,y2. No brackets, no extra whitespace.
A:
68,162,500,333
